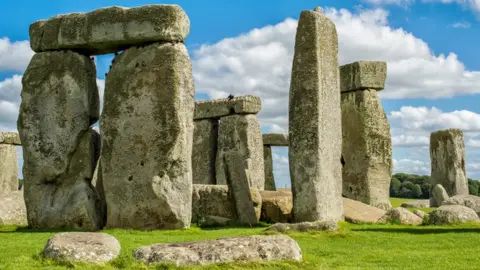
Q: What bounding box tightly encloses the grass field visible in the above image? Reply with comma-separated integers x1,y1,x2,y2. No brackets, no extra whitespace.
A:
390,197,436,213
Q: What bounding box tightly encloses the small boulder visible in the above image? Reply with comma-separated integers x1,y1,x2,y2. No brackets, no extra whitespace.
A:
133,235,302,266
442,194,480,216
264,220,339,233
413,209,427,219
430,184,449,207
378,207,423,225
401,200,430,208
260,190,292,223
428,205,479,225
0,192,27,226
343,197,386,224
43,232,121,263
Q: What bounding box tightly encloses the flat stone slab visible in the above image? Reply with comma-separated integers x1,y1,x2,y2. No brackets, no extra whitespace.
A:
133,235,302,266
194,95,261,120
428,205,479,225
343,197,386,224
264,220,339,233
30,5,190,55
0,132,21,145
263,133,288,146
340,61,387,93
401,200,430,208
44,232,121,263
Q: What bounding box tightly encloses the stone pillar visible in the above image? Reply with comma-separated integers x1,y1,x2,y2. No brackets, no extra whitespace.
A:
18,51,103,231
192,119,218,185
288,7,343,222
0,132,20,193
430,129,468,204
340,61,392,210
263,146,275,191
216,114,264,190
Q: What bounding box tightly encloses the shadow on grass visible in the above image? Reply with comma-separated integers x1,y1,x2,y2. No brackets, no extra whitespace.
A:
352,226,480,234
0,226,89,234
200,222,271,231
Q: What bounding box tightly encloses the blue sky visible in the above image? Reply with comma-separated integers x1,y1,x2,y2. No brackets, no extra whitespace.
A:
2,0,480,188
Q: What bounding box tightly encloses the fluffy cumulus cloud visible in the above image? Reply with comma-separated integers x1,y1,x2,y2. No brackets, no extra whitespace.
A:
0,38,34,72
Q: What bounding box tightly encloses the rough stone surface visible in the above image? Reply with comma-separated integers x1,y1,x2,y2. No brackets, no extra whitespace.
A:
289,8,343,222
194,95,261,120
341,88,392,210
430,129,469,202
265,220,339,233
18,50,103,230
343,197,386,224
100,42,194,229
192,119,217,185
0,132,21,145
0,144,18,193
340,61,387,93
428,205,479,225
378,207,423,225
0,192,27,226
134,235,302,266
263,146,276,191
201,216,232,227
216,114,264,190
431,184,450,207
43,232,120,263
260,190,292,223
401,200,430,208
30,5,190,55
413,209,427,219
442,195,480,216
263,133,289,146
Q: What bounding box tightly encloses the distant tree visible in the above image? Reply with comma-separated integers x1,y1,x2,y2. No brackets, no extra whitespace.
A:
412,184,423,198
421,182,431,199
398,186,412,198
390,177,401,197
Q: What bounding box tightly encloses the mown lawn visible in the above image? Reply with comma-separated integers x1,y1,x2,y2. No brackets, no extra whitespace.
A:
1,221,480,270
390,197,436,213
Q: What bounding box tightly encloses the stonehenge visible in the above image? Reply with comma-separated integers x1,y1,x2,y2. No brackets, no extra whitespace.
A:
288,7,343,222
0,132,20,193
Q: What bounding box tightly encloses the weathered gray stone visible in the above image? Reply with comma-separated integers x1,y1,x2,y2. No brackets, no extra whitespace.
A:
192,119,217,185
30,5,190,55
265,220,339,233
216,114,264,190
343,197,386,224
18,50,103,230
428,205,479,225
430,129,469,202
100,42,194,229
194,95,261,120
442,194,480,216
0,144,18,193
43,232,120,263
201,215,233,227
378,207,423,225
260,190,292,223
413,209,427,219
0,132,21,145
263,133,288,146
133,235,302,266
401,200,430,208
431,184,450,207
288,8,343,222
340,61,387,93
263,146,276,191
0,192,27,226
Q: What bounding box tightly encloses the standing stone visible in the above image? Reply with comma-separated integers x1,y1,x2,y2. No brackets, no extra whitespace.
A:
430,129,468,203
340,61,392,210
192,119,217,185
288,7,343,222
263,146,276,191
431,184,449,207
18,51,103,230
100,42,194,229
216,114,264,190
0,133,20,193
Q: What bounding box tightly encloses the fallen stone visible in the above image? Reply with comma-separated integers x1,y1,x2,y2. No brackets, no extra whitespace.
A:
216,114,264,190
262,133,289,146
133,235,302,266
263,146,276,191
260,190,292,223
0,144,18,193
428,205,479,225
30,5,190,55
0,132,21,145
442,194,480,216
43,232,120,263
289,7,343,222
192,119,217,185
401,200,430,208
0,192,27,226
343,197,386,224
100,42,194,229
378,207,423,225
413,209,427,219
431,184,449,207
194,95,261,120
265,220,339,233
19,50,103,230
340,61,387,93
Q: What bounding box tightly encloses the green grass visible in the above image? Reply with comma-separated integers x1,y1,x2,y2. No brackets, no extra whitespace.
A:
2,222,480,269
390,197,436,213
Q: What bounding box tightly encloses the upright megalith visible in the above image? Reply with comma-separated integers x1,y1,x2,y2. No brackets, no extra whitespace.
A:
0,132,20,193
288,7,343,222
18,51,103,230
430,129,468,202
340,61,392,210
192,119,218,185
262,133,289,191
100,41,194,229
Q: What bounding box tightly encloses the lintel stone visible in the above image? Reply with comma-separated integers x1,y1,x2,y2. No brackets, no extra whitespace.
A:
340,61,387,93
194,95,261,120
0,132,21,145
263,133,288,146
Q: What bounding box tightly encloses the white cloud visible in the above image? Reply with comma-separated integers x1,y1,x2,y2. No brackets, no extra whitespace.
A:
422,0,480,13
364,0,415,6
0,38,34,72
393,158,430,175
450,21,471,28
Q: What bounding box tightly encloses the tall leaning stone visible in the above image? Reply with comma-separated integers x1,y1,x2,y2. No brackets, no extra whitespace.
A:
192,119,217,185
100,42,194,229
18,51,103,230
340,61,392,210
288,7,343,222
263,146,276,191
0,132,20,193
216,114,264,190
430,129,468,202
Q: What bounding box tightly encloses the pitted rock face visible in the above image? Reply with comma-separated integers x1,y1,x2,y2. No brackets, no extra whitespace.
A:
29,5,190,55
442,194,480,216
0,192,27,226
100,42,194,229
431,184,449,207
340,61,387,92
378,207,423,225
265,220,339,233
262,133,289,147
0,132,21,145
428,205,479,225
192,119,217,185
289,9,343,222
194,95,261,120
